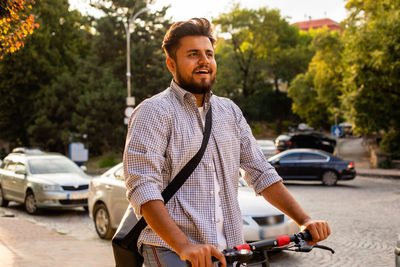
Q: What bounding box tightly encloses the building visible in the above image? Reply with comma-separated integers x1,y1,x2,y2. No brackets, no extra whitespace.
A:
292,18,342,32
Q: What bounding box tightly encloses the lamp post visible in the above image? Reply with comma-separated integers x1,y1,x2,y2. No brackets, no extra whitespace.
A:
124,7,149,107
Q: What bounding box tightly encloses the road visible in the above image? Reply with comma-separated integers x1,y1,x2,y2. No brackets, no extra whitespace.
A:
269,176,400,266
2,175,399,267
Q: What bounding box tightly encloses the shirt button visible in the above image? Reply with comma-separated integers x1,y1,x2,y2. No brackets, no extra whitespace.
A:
210,191,214,195
212,217,215,222
208,163,212,167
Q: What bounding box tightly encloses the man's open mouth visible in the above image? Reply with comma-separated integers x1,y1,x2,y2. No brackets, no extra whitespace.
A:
194,69,210,74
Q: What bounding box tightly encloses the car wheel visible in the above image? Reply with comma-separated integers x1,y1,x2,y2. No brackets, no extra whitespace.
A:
0,185,9,207
94,203,114,239
322,171,338,186
24,191,39,214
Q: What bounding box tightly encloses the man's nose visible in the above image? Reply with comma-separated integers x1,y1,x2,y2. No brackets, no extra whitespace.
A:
198,52,209,64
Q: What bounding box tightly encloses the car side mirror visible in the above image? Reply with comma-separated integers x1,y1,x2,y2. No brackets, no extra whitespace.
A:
15,169,27,175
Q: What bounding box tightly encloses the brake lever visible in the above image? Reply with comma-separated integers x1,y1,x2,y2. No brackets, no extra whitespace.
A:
295,240,313,252
295,240,335,254
313,245,335,254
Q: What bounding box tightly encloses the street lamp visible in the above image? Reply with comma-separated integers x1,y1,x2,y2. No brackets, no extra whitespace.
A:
124,7,149,107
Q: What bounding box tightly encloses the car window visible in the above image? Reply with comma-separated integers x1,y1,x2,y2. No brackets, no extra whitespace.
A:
4,161,17,172
114,166,124,181
15,162,27,173
300,153,328,161
28,157,84,174
280,153,301,162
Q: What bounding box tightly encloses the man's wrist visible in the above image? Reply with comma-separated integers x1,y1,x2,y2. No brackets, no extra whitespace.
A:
298,216,312,228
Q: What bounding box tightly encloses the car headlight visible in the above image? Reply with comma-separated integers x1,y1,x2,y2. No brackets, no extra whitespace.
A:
41,184,62,191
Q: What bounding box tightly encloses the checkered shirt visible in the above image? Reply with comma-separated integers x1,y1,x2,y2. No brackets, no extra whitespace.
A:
123,80,282,251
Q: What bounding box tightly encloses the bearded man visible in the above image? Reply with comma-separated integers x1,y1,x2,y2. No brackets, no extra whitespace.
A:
123,18,330,267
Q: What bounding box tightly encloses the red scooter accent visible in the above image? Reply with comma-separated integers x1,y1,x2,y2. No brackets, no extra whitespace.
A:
277,235,291,246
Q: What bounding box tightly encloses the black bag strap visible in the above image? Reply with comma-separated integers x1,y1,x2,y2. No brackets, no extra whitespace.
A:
122,106,213,249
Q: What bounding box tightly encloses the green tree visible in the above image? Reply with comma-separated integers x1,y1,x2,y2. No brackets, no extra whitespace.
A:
214,6,312,126
341,0,400,143
0,0,90,150
288,28,343,129
70,0,172,155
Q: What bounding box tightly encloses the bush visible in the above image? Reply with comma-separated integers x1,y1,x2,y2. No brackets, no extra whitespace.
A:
98,154,118,168
380,130,400,159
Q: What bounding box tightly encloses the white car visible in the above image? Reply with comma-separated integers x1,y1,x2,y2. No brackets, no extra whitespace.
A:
256,140,278,159
0,150,91,214
88,163,299,241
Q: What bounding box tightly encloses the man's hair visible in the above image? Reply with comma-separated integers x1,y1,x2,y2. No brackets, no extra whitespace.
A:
162,18,216,60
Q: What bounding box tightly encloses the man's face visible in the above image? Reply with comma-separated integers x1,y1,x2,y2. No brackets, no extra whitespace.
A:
167,35,217,94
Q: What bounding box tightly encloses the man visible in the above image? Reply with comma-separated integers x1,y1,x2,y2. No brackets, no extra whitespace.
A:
123,18,330,267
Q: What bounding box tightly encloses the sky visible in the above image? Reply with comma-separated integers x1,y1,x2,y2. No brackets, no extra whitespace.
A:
70,0,349,24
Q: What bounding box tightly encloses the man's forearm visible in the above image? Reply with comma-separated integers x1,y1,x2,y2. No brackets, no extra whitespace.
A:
141,200,190,253
260,181,311,226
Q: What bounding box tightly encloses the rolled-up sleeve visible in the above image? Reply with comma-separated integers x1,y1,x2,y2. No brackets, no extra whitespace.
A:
233,103,282,194
123,100,170,215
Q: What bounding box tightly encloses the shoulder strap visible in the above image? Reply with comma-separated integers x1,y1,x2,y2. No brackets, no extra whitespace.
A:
162,105,212,202
123,105,213,249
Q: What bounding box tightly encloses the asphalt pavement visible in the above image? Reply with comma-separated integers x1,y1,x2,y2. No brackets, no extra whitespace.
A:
0,137,398,267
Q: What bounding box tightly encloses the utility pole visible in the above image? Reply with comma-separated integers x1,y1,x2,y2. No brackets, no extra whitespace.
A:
123,7,149,107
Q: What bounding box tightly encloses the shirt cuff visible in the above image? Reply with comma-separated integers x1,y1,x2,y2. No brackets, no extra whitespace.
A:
128,183,164,216
253,170,283,194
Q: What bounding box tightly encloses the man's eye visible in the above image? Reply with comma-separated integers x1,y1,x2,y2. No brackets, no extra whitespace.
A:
189,53,197,56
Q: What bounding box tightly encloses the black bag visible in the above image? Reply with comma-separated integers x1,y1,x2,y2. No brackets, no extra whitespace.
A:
112,106,212,267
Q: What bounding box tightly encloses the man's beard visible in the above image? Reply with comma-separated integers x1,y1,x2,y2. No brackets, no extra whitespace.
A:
175,65,216,94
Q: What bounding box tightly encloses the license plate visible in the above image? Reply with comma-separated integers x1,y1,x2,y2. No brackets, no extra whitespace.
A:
67,191,88,200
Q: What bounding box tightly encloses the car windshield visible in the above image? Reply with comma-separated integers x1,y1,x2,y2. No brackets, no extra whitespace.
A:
28,157,83,174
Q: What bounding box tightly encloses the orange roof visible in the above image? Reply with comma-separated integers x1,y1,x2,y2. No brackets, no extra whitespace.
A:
292,18,342,32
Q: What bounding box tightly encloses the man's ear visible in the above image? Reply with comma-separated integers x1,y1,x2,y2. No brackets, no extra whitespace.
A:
166,57,176,74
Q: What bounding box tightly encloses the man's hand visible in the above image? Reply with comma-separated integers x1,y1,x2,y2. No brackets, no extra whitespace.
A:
178,243,227,267
300,219,331,243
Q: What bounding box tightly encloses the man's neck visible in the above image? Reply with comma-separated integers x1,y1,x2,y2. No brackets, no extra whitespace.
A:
193,93,204,107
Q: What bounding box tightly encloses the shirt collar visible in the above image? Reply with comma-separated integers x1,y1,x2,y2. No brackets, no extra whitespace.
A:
170,79,213,109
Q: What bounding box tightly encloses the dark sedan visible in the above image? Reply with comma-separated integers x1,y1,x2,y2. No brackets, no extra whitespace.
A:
275,132,336,153
268,149,356,186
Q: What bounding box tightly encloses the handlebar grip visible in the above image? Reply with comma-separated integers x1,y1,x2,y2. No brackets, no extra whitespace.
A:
300,230,312,241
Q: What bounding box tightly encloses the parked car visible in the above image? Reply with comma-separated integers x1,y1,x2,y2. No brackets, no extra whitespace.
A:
88,163,299,241
275,132,336,153
268,149,356,186
256,140,278,158
0,150,91,214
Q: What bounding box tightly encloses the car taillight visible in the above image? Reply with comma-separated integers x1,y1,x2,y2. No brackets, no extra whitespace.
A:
285,141,293,146
347,162,354,169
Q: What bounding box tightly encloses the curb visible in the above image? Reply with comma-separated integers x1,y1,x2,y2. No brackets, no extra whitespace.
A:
357,172,400,179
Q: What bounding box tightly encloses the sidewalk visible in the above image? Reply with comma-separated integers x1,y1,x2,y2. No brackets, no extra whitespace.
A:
337,137,400,179
0,213,114,267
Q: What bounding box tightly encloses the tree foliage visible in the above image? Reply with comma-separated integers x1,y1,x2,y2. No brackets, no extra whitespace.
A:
288,28,343,129
341,0,400,136
213,6,311,125
0,0,39,58
0,0,89,150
